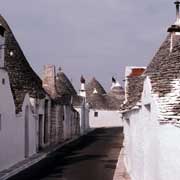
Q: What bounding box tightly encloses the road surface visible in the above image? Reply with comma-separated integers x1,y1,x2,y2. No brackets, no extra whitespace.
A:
9,127,124,180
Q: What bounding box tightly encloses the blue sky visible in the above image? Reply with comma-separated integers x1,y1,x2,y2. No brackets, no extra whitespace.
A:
0,0,175,90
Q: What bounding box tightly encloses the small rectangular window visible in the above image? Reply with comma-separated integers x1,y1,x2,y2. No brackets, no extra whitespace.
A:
2,78,5,85
145,104,151,112
94,112,98,117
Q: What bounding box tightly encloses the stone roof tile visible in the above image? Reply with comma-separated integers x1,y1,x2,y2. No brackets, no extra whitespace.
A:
145,34,180,120
56,71,77,96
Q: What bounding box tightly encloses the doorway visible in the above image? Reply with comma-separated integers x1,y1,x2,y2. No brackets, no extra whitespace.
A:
25,105,29,158
38,114,43,151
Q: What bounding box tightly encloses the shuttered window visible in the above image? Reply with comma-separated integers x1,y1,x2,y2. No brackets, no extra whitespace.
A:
94,112,98,117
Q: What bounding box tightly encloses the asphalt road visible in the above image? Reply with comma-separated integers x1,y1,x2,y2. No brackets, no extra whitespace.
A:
9,127,124,180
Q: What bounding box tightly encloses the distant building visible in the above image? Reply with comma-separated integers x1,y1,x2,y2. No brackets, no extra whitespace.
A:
42,65,81,141
85,77,124,128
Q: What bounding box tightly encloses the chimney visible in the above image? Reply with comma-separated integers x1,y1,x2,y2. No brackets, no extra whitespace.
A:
42,65,56,97
168,1,180,33
175,1,180,25
124,67,146,103
111,76,116,89
79,75,86,97
111,76,121,90
168,1,180,52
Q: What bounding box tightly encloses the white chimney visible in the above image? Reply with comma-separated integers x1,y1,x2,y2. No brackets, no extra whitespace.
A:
79,75,86,97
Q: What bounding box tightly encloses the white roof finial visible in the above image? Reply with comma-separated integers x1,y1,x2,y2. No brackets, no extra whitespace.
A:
93,88,98,94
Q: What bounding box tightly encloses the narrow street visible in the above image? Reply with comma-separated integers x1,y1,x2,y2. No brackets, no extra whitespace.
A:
8,127,124,180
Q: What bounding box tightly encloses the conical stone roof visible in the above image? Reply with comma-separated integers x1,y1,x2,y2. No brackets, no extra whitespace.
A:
86,77,106,96
144,34,180,120
87,93,107,110
56,70,77,96
108,86,125,101
0,15,45,113
85,77,124,110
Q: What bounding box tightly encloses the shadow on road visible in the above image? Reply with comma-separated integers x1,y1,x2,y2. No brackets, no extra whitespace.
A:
8,127,124,180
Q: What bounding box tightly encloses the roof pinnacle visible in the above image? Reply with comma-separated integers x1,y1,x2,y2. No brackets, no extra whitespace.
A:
175,1,180,25
167,1,180,32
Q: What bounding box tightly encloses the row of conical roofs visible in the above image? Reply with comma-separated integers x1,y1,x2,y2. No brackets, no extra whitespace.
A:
53,68,125,110
50,67,125,110
82,77,124,110
0,14,124,112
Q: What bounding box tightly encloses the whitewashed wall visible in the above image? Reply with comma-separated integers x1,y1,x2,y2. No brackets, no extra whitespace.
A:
89,110,123,128
123,77,180,180
157,124,180,180
0,70,37,171
0,69,22,171
21,95,37,157
30,96,51,149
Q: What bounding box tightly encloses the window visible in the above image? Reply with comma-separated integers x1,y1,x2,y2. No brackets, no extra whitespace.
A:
2,78,5,85
94,112,98,117
145,104,151,112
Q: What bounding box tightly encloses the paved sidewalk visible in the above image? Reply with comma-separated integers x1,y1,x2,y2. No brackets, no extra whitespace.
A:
0,130,94,180
113,148,131,180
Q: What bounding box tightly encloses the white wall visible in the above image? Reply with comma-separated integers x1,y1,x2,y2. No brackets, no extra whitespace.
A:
22,95,37,157
0,70,36,171
123,76,180,180
157,124,180,180
89,110,123,128
0,69,22,171
30,96,51,149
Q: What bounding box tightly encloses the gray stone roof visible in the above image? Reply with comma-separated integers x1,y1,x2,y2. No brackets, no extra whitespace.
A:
144,33,180,121
56,71,77,96
0,15,46,113
72,95,84,107
84,78,124,110
87,93,123,111
86,78,106,96
123,76,145,110
108,86,125,101
87,94,107,110
123,27,180,122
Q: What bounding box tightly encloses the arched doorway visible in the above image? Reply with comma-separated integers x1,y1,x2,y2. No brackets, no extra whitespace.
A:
25,105,29,158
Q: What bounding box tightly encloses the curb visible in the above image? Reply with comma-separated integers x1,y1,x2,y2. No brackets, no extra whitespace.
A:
113,148,131,180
